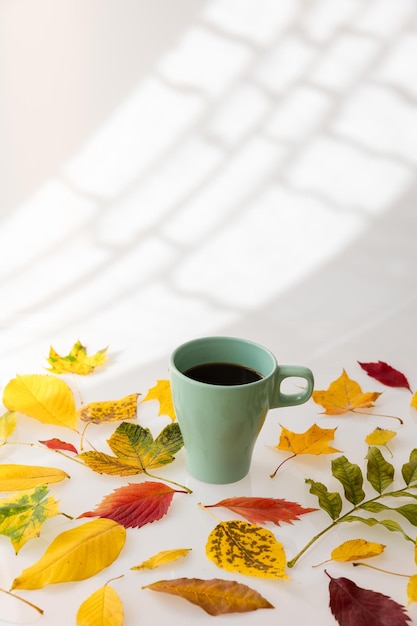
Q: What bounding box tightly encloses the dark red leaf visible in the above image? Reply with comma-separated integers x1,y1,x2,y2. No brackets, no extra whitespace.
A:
79,481,185,528
358,361,412,392
39,438,78,454
327,571,411,626
204,497,317,526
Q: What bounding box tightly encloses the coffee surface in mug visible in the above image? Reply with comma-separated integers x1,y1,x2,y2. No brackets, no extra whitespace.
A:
183,361,263,386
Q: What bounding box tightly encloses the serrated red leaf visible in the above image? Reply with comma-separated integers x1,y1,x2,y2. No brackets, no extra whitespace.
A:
358,361,412,392
327,572,411,626
39,438,78,454
204,497,317,526
79,481,184,528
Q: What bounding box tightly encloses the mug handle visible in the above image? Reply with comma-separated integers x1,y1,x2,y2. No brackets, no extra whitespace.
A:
270,365,314,408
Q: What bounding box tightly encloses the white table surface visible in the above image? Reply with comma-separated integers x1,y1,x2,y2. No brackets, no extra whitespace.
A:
1,1,417,624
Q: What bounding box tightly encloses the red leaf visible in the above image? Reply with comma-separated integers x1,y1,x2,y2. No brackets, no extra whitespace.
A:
79,481,184,528
39,438,78,454
327,571,411,626
358,361,412,392
204,497,317,526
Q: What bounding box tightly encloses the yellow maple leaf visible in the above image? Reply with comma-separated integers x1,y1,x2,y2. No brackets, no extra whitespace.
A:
312,370,382,415
407,574,417,604
330,538,385,563
277,423,340,456
46,340,108,376
131,548,192,571
76,584,124,626
77,393,140,424
141,380,176,421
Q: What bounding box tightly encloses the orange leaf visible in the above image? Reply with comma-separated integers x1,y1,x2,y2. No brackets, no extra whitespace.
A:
141,380,176,421
204,497,317,526
143,577,274,615
277,423,341,455
312,370,382,415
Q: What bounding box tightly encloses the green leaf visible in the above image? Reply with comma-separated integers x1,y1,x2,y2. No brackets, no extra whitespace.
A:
366,447,394,494
359,501,388,514
402,449,417,486
391,504,417,527
344,515,414,542
305,479,342,520
331,456,365,505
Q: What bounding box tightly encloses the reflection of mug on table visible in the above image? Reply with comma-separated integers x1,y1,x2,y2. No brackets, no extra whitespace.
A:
170,336,314,484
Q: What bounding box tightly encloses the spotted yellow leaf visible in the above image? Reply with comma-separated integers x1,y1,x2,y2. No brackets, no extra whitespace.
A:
76,584,124,626
142,380,176,421
0,411,17,441
0,464,70,491
206,520,289,580
330,538,385,563
77,393,139,424
132,548,191,570
46,340,108,376
3,374,77,430
11,519,126,590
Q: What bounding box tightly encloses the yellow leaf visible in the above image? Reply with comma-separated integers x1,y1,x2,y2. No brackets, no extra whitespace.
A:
0,486,60,553
76,584,124,626
277,423,340,455
3,374,77,430
141,380,176,421
0,464,69,491
11,519,126,590
46,340,108,375
407,574,417,604
206,520,290,580
312,370,381,415
0,410,17,441
330,539,385,563
365,428,397,447
132,548,192,570
411,392,417,409
77,393,139,424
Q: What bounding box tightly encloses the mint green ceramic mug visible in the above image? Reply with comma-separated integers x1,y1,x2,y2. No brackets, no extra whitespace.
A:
170,336,314,484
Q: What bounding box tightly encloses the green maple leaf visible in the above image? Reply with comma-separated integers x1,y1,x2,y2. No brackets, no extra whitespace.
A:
0,485,60,553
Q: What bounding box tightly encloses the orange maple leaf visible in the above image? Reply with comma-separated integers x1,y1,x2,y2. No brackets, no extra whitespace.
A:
312,370,382,415
277,423,341,456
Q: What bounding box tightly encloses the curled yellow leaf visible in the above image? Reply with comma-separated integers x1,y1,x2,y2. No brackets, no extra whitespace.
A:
141,380,176,421
0,464,69,491
131,548,191,571
3,374,77,430
76,584,124,626
11,519,126,590
331,538,385,563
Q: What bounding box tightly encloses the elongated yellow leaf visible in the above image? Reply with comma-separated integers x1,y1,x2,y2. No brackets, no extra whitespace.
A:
0,486,60,553
0,411,17,441
330,539,385,563
11,519,126,590
206,520,289,580
131,548,191,570
3,374,77,430
76,584,124,626
407,574,417,604
77,394,139,424
0,464,69,491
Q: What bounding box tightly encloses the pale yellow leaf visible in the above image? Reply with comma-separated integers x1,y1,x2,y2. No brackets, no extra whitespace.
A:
76,584,124,626
330,538,385,563
131,548,191,570
0,464,70,491
365,428,396,447
407,574,417,604
0,411,17,441
11,519,126,590
3,374,77,430
141,380,176,421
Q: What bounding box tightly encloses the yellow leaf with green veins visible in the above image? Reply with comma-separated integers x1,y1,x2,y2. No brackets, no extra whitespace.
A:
76,584,124,626
206,520,290,580
132,548,192,570
142,380,176,421
0,411,17,441
11,518,126,590
3,374,77,429
0,464,70,491
46,340,108,375
0,486,60,553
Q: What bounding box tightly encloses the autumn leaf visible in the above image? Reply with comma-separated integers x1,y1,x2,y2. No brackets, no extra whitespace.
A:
319,539,385,566
407,574,417,604
365,428,396,447
77,393,139,424
358,360,412,392
411,393,417,409
39,438,78,454
11,518,126,590
204,496,317,526
326,571,411,626
141,380,176,421
143,577,274,615
78,422,183,476
0,410,17,441
3,374,77,430
0,464,69,491
76,584,123,626
46,340,108,375
206,520,289,580
312,370,382,415
79,481,185,528
0,486,60,553
131,548,191,570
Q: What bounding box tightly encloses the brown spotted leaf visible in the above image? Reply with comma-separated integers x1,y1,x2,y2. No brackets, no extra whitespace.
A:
77,393,139,424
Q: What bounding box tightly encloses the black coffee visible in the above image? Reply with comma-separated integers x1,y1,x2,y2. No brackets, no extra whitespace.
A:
184,362,263,386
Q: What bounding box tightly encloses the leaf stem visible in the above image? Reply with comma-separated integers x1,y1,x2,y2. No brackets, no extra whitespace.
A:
270,453,297,478
0,587,43,615
352,409,403,425
352,562,410,578
143,470,192,494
